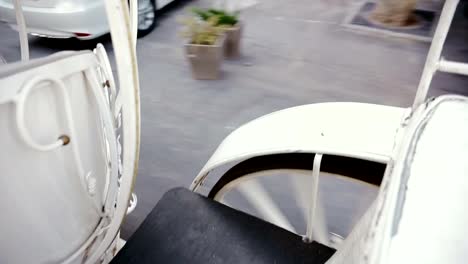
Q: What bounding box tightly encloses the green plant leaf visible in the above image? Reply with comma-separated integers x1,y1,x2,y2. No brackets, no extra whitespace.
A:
190,7,238,26
191,7,210,20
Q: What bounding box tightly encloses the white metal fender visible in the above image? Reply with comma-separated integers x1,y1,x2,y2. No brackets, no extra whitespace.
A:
191,102,409,191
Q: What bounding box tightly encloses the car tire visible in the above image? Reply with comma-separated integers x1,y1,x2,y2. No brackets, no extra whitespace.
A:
137,0,157,38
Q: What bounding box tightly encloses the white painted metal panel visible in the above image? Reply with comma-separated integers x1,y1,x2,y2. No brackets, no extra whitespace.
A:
387,96,468,264
192,102,408,190
327,96,468,264
0,52,112,263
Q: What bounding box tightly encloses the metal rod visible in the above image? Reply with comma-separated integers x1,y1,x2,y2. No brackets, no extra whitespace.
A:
305,153,323,242
130,0,138,50
291,176,329,245
68,0,142,262
13,0,29,61
438,59,468,76
412,0,459,109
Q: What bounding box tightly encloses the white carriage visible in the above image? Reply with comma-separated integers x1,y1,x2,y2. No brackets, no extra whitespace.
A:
1,0,467,263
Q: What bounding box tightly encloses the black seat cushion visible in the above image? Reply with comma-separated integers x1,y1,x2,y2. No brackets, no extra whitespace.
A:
111,187,335,264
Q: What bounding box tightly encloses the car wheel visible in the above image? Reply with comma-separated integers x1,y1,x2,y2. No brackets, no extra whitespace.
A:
137,0,157,38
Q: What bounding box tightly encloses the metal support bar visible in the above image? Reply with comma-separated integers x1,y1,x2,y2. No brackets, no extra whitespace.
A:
129,0,138,50
412,0,459,109
0,54,6,64
291,175,329,245
13,0,29,61
438,59,468,76
86,0,141,261
305,153,323,242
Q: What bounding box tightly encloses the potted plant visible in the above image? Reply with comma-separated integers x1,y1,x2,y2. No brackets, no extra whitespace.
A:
192,8,242,59
181,16,225,80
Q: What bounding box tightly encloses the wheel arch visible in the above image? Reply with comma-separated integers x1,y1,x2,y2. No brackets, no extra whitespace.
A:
190,102,407,191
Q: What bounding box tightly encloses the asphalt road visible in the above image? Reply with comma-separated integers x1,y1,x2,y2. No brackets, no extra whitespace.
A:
1,0,468,242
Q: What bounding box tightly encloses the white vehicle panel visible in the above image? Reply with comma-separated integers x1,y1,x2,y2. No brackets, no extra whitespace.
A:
388,96,468,264
0,0,172,39
191,102,409,190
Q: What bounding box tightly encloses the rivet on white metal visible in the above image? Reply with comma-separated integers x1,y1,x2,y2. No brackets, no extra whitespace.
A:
14,76,106,215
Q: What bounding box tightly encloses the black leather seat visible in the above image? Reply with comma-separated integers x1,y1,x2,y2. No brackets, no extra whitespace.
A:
111,187,335,264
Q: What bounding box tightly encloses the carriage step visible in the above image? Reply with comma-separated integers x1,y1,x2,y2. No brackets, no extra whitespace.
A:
111,187,335,264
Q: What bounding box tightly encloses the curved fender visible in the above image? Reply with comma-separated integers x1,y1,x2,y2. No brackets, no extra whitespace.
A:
191,102,409,191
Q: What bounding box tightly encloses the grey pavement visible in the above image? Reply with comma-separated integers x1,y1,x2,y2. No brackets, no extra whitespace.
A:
1,0,468,240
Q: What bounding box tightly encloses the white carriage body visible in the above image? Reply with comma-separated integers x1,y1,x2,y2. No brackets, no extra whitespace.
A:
0,0,140,262
328,95,468,264
1,0,468,262
0,52,118,263
191,102,408,191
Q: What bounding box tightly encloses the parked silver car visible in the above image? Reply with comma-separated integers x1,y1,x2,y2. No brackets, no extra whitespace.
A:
0,0,174,39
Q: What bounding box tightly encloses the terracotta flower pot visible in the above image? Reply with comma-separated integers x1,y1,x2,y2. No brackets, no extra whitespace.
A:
185,35,225,80
221,22,242,59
